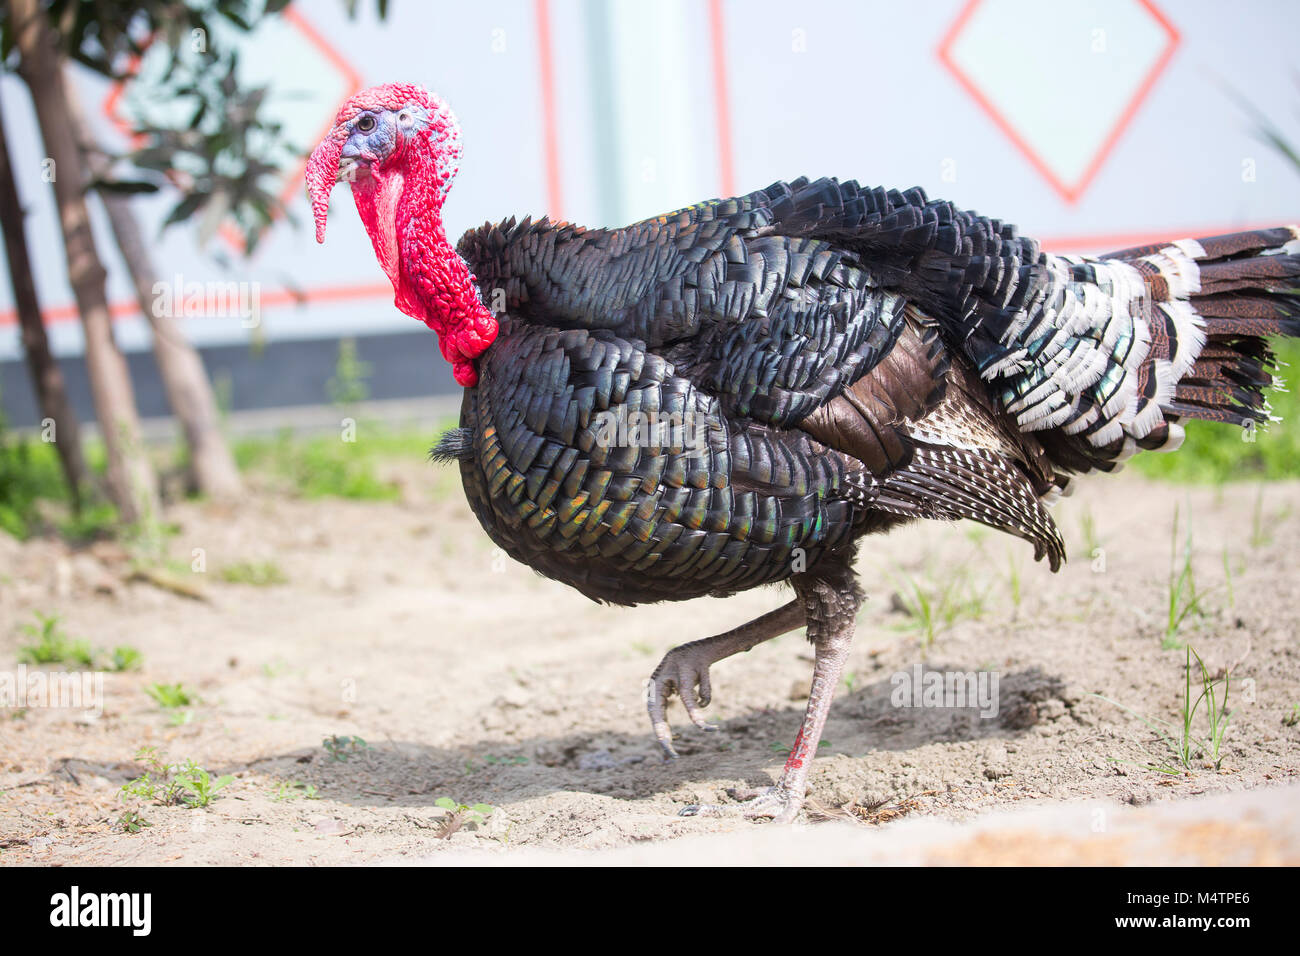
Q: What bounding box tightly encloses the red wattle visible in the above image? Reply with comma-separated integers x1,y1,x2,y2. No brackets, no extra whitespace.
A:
315,83,499,388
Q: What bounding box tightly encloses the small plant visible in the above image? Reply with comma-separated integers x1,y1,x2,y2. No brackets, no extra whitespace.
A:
173,760,234,808
1250,486,1271,548
272,781,320,801
888,564,987,648
120,746,183,805
144,682,194,709
1222,549,1236,610
1095,645,1233,774
327,337,372,408
220,560,287,586
116,810,152,834
261,658,291,678
1164,506,1218,649
16,615,144,673
1283,704,1300,728
109,646,143,672
16,613,95,667
433,797,495,838
1007,553,1022,612
120,749,232,809
323,735,370,762
1078,507,1101,560
482,754,529,766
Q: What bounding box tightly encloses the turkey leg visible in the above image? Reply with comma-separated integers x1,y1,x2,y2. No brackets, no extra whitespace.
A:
646,599,805,759
678,558,862,822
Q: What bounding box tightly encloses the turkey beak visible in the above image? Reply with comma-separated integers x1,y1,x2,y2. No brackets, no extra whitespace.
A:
305,130,347,244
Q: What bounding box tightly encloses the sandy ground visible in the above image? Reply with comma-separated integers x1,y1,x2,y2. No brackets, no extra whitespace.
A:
1,457,1298,865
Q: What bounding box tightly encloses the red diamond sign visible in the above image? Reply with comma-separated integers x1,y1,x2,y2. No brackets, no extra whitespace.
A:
938,0,1179,204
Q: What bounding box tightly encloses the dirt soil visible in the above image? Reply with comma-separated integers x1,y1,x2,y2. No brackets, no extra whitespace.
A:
1,459,1298,865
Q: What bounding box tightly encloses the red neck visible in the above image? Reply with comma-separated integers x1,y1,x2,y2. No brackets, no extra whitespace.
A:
350,145,496,387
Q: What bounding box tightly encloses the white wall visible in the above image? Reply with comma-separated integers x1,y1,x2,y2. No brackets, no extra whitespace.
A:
2,0,1298,365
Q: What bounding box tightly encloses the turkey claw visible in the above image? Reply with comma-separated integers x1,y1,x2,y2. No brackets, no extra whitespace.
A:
644,641,719,759
679,785,802,823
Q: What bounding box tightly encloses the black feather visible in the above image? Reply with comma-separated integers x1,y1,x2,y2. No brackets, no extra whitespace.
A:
429,427,474,463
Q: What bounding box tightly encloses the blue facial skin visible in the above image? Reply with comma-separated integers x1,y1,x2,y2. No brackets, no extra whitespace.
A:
341,105,429,169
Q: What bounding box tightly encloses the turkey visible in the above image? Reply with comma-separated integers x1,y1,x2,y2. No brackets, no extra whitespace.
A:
307,83,1300,822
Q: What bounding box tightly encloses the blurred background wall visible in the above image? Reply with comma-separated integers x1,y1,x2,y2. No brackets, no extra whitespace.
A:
2,0,1298,427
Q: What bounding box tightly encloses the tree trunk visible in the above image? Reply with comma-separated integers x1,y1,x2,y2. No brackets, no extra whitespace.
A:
12,0,159,526
65,75,243,501
0,89,89,508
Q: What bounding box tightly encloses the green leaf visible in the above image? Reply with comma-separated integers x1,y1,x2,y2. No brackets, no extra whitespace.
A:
90,179,161,195
163,192,207,230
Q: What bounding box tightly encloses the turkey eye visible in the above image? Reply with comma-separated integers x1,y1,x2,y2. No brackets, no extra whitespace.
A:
356,114,376,133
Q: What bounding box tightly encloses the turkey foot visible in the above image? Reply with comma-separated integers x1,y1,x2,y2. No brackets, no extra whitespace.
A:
645,601,804,759
679,785,802,823
672,562,860,822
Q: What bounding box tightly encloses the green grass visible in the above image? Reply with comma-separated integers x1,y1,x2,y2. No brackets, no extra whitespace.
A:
322,735,371,762
887,563,988,648
16,613,95,667
1077,506,1102,561
0,427,115,541
220,560,287,586
143,682,195,709
1133,338,1300,484
0,416,456,547
116,810,152,833
432,798,499,838
120,748,233,809
0,431,70,539
272,780,320,801
14,612,143,671
1165,506,1206,648
233,425,449,501
1006,552,1023,612
1094,645,1233,774
171,760,235,808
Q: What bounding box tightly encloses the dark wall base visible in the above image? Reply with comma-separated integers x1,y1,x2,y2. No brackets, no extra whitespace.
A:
0,330,458,427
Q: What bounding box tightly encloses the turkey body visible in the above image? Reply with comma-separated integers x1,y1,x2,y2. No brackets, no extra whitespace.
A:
302,68,1300,819
434,176,1299,820
448,177,1300,605
455,321,863,605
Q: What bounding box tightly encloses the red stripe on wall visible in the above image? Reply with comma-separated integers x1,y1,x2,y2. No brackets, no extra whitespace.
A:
0,283,394,328
709,0,736,198
535,0,565,219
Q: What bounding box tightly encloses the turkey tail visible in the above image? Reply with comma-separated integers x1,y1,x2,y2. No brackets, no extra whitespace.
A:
1104,226,1300,452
